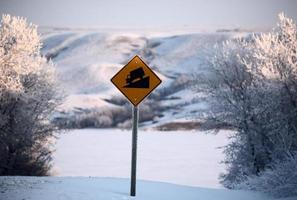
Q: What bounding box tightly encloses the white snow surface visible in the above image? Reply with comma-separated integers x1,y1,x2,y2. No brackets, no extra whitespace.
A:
0,176,281,200
52,129,229,188
1,129,294,200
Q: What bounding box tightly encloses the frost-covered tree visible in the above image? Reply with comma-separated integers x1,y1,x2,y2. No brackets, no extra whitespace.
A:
195,13,297,196
0,15,60,175
236,13,297,197
238,156,297,198
195,38,265,188
250,13,297,161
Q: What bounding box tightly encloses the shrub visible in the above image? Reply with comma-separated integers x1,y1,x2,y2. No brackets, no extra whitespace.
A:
0,15,60,175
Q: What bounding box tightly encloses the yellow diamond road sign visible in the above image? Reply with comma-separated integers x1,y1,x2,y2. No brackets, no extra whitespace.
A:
111,55,162,106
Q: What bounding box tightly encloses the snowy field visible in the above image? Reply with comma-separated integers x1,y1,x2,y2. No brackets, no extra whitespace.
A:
0,176,279,200
1,129,293,200
52,129,229,188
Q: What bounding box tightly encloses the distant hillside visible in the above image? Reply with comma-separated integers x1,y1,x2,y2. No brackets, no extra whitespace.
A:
40,28,250,129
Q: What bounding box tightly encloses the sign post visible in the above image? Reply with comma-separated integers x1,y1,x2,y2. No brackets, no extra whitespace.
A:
130,106,138,196
111,55,161,196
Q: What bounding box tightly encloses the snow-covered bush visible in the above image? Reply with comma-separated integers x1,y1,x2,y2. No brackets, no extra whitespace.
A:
238,155,297,198
199,38,262,187
195,13,297,197
76,108,115,128
55,96,163,129
0,15,60,175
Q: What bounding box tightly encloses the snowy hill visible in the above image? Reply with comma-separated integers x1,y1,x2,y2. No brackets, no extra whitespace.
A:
40,28,249,129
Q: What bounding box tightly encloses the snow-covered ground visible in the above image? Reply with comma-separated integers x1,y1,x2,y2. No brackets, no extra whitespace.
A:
1,129,292,200
1,176,281,200
52,129,229,188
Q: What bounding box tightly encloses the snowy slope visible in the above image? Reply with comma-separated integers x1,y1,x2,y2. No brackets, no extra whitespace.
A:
40,28,249,128
0,176,282,200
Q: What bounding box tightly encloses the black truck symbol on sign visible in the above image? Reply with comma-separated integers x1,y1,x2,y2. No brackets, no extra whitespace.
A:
124,67,150,88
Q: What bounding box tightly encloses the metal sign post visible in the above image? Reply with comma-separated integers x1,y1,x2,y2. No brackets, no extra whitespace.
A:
111,55,161,197
130,106,138,196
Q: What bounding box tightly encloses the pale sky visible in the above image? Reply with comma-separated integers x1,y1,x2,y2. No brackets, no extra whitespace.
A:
0,0,297,30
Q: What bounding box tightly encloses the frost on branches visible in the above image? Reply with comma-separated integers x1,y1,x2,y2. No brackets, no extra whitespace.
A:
196,13,297,197
0,15,60,175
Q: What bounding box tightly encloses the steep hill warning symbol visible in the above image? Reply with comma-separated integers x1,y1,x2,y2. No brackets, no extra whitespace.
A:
124,67,150,88
111,55,162,106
